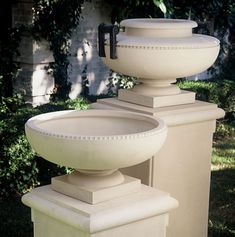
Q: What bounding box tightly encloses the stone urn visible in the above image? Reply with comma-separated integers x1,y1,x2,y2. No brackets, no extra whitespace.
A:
98,18,220,107
25,109,167,204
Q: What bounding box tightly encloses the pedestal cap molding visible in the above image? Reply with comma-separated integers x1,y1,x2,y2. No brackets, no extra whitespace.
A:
161,108,225,126
93,99,225,127
22,185,178,233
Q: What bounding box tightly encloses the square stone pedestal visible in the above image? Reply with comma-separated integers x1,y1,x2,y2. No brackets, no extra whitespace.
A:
22,185,178,237
91,98,225,237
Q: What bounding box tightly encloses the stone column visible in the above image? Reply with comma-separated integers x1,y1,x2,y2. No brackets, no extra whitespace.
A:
91,98,224,237
12,0,54,106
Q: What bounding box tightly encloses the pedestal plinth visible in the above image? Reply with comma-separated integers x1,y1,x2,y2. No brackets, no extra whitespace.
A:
22,185,178,237
91,98,225,237
118,89,196,108
52,172,141,204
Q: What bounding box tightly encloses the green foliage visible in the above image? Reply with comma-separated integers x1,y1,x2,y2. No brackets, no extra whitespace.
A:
212,124,235,167
32,0,85,100
0,135,38,197
65,97,90,110
109,0,235,30
178,79,235,122
0,103,38,197
109,0,165,23
0,93,24,114
107,72,137,96
169,0,235,80
215,121,235,140
153,0,167,15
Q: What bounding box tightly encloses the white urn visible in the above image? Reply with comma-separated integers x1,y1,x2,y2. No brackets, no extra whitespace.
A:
99,18,220,107
25,109,167,203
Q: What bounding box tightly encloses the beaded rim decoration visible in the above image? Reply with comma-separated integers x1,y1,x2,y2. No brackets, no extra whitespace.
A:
25,110,167,141
105,43,219,50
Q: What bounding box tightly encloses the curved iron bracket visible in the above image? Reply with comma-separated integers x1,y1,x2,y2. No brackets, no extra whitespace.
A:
98,23,119,59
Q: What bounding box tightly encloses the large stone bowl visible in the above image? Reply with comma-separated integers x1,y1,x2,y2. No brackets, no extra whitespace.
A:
102,18,220,96
25,109,167,173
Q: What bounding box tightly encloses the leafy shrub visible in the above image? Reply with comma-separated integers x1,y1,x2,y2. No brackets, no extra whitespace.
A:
178,79,235,140
178,79,235,121
107,72,137,96
64,98,89,110
0,97,89,198
0,102,37,197
215,121,235,140
0,135,38,197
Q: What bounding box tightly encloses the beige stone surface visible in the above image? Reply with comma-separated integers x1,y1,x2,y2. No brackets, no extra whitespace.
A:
153,121,214,237
14,63,54,96
118,89,196,107
32,210,168,237
13,62,54,106
52,173,141,204
22,185,178,237
91,98,225,237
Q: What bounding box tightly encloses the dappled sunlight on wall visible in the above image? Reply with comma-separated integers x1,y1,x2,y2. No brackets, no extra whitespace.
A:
97,79,109,95
76,39,93,64
69,75,82,99
31,69,54,96
68,0,111,97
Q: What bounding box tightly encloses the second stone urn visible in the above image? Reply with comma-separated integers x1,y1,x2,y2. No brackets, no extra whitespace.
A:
99,18,220,107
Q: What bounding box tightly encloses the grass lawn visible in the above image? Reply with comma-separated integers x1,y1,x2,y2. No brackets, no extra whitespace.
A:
0,126,234,237
208,133,235,237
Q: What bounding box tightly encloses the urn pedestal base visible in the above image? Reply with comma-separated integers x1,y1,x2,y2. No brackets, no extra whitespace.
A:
52,172,141,204
22,185,178,237
118,89,196,108
91,98,225,237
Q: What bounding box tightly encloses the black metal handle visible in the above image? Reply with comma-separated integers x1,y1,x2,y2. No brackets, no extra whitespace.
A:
98,23,119,59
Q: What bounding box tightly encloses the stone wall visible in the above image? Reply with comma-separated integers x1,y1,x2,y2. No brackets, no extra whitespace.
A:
12,0,112,105
68,0,112,98
12,0,55,106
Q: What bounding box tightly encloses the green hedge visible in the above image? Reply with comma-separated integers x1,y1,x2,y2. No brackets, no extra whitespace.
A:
178,79,235,121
